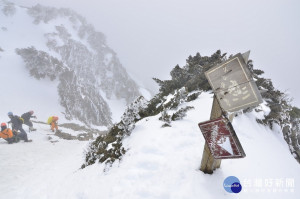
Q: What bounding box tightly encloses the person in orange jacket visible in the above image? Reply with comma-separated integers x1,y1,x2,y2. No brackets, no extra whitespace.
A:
48,116,59,132
0,123,31,143
0,123,15,143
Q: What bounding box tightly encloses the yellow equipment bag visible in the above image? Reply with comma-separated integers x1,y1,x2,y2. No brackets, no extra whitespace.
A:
19,117,24,124
47,116,53,124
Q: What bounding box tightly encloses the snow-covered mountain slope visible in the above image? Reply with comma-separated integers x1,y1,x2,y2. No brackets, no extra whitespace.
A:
1,92,299,199
0,1,141,127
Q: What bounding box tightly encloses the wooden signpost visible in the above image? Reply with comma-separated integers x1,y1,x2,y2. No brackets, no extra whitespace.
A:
200,96,223,173
199,51,262,174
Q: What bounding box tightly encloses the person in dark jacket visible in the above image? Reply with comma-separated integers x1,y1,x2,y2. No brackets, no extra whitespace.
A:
7,112,30,142
21,110,36,132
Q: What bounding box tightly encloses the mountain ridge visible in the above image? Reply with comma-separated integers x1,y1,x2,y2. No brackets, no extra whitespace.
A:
0,1,141,127
82,50,300,169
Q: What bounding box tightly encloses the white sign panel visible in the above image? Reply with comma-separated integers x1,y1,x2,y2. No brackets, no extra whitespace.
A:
205,53,263,112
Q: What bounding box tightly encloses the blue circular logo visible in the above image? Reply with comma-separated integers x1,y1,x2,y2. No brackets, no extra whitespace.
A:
223,176,242,193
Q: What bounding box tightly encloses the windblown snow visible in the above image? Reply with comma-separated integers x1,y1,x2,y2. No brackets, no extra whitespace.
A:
0,92,299,199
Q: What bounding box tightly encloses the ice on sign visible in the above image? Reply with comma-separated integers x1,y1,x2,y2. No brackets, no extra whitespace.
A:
198,117,246,159
205,53,263,112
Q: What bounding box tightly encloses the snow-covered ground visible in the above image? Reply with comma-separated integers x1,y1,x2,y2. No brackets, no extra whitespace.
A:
0,123,87,199
0,92,299,199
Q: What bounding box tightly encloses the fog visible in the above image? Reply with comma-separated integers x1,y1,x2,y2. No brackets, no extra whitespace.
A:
13,0,300,106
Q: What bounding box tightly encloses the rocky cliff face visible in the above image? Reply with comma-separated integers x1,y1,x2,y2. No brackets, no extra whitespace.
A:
2,2,140,127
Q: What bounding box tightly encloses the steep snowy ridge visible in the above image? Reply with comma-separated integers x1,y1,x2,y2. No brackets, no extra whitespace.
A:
0,1,141,127
0,92,299,199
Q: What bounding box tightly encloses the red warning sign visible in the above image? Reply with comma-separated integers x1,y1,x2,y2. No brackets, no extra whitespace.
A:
198,117,246,159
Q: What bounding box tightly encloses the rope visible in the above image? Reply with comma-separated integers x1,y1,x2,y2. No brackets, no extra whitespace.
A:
32,120,50,132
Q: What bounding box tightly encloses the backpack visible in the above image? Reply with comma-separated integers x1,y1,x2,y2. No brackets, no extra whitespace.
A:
19,117,24,124
47,117,53,124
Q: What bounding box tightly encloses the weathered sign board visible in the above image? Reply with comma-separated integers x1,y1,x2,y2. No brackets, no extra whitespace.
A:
205,53,263,112
198,117,246,159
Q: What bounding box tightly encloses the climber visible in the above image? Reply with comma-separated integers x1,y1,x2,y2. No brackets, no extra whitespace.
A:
7,112,31,142
21,110,37,132
47,116,59,132
0,123,17,144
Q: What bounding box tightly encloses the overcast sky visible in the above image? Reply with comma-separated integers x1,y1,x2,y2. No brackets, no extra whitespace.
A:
14,0,300,106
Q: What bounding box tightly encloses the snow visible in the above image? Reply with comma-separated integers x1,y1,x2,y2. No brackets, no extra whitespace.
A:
0,50,65,124
0,123,88,199
1,3,137,127
99,90,127,123
104,53,113,65
139,87,152,101
0,3,299,198
126,70,153,101
219,137,233,155
0,6,47,52
0,4,67,124
1,92,299,198
164,93,175,105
